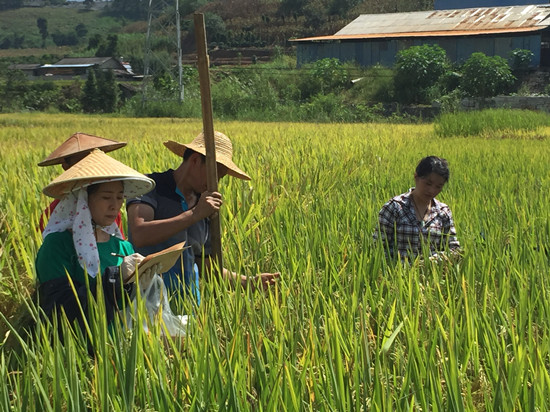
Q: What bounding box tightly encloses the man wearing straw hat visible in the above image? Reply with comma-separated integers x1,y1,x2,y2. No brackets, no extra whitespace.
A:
38,132,127,235
127,131,278,302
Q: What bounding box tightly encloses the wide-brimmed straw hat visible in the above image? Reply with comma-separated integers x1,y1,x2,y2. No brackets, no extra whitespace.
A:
164,131,250,180
38,132,127,167
43,149,155,199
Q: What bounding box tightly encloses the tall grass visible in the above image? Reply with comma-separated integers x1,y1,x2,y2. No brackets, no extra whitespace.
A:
434,108,550,138
1,113,549,410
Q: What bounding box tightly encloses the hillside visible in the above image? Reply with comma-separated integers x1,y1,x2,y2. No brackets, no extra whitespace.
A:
0,0,434,65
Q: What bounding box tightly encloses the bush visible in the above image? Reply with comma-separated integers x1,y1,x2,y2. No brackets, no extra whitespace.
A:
394,44,449,104
298,58,350,100
120,94,202,118
460,52,515,98
509,48,534,72
347,65,394,103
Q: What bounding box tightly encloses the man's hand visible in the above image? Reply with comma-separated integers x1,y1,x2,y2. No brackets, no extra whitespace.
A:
241,272,280,291
193,191,223,220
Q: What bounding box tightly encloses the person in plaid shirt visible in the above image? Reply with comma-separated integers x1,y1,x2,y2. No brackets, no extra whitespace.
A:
374,156,460,261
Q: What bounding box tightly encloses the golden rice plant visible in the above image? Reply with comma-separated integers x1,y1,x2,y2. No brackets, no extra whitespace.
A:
1,112,549,410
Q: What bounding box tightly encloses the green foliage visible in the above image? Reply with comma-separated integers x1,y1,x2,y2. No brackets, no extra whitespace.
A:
0,7,124,49
81,68,119,113
434,108,550,137
329,0,360,16
180,0,207,16
2,114,550,410
108,0,147,19
152,71,179,96
211,70,279,119
36,18,48,48
394,44,449,104
509,48,534,72
81,68,99,113
0,0,22,11
347,65,394,103
204,12,228,45
51,31,78,47
299,92,383,122
75,23,88,38
95,34,118,58
298,58,350,100
120,94,202,118
460,52,515,98
99,69,119,113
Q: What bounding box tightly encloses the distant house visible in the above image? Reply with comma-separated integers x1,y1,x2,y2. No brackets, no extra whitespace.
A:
293,5,550,68
9,57,134,79
40,57,132,78
7,63,42,78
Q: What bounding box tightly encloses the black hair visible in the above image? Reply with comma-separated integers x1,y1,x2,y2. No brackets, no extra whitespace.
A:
86,180,124,196
87,183,100,196
183,148,205,162
415,156,450,182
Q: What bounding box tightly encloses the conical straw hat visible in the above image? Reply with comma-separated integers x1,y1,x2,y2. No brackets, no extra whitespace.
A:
164,131,250,180
38,132,127,167
43,149,155,199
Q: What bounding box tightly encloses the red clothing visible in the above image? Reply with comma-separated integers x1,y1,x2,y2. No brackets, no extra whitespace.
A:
39,199,125,239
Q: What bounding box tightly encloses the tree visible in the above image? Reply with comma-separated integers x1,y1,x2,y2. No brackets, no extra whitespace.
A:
37,17,48,48
394,44,449,104
277,0,306,19
97,69,119,112
87,33,102,50
81,68,100,113
204,13,227,44
96,34,118,57
460,52,515,98
110,0,147,19
298,58,349,99
0,0,22,11
82,68,119,113
329,0,360,17
75,23,88,38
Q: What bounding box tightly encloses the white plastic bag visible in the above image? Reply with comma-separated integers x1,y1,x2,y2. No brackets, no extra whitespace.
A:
126,274,188,337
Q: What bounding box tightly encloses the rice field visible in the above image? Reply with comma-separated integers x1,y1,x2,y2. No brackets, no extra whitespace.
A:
1,112,549,410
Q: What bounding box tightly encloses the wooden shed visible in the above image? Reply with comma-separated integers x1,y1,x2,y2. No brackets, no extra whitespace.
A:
292,5,550,68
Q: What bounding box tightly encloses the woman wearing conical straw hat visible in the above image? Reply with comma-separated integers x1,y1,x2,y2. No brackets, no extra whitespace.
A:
36,149,156,336
37,132,127,235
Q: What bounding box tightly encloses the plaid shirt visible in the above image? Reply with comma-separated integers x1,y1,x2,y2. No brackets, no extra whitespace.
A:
374,189,459,260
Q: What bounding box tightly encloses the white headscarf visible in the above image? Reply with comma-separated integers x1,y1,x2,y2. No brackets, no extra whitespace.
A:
43,188,123,277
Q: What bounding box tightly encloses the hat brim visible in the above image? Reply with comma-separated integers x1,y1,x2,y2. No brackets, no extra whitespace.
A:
43,176,155,199
164,140,251,181
42,149,155,199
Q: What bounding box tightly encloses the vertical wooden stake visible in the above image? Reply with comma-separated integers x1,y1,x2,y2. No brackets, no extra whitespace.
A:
194,13,223,277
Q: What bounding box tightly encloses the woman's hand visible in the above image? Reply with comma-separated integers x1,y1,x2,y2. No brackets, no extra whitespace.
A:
121,253,145,282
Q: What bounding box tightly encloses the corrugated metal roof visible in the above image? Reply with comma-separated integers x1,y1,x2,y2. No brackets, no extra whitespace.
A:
54,57,113,65
41,64,95,68
294,5,550,42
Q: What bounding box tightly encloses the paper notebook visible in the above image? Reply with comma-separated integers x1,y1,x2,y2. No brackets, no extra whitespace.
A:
125,241,187,284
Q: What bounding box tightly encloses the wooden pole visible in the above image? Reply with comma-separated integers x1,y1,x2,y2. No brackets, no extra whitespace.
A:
194,13,223,276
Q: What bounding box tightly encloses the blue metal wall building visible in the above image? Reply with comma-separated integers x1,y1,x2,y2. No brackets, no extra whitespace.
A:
293,5,550,68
